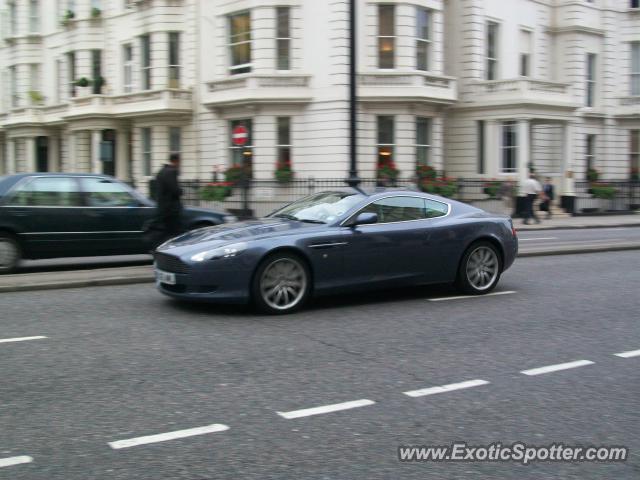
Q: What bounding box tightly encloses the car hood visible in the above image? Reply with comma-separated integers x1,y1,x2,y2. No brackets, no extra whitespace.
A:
157,218,324,255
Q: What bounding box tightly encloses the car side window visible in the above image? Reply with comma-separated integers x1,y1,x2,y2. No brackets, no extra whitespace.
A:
7,177,81,207
424,199,449,218
82,178,138,207
357,196,428,223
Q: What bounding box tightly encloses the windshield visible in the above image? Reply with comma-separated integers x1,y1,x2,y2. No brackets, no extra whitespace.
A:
268,191,365,224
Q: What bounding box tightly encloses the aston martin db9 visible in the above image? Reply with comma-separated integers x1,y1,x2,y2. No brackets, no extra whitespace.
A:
154,188,518,314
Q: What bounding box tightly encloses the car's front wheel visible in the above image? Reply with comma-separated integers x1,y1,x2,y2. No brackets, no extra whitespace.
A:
456,241,502,295
252,252,310,314
0,233,21,274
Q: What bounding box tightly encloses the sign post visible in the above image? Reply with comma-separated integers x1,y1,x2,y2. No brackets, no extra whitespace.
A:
232,125,250,216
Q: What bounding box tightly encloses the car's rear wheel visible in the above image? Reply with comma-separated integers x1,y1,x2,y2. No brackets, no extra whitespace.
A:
456,241,502,295
252,252,310,314
0,234,21,274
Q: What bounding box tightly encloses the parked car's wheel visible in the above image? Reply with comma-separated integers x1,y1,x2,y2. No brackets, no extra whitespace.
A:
0,233,21,274
456,241,502,295
252,252,310,314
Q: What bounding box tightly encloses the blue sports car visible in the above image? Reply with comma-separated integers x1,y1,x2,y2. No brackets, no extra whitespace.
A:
154,188,518,314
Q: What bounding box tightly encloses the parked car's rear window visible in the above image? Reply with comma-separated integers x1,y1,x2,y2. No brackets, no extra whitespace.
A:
7,177,81,207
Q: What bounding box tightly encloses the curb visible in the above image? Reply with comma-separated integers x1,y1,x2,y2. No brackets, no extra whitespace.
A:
516,222,640,231
2,243,640,293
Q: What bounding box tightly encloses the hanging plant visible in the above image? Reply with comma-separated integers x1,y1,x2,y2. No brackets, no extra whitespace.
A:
61,9,75,26
75,77,90,88
91,7,102,18
274,160,294,183
200,182,233,202
224,165,246,185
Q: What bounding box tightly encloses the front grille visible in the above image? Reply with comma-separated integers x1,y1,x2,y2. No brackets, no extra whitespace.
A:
154,252,191,274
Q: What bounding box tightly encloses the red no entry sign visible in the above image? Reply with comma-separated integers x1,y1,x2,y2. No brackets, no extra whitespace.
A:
232,125,249,146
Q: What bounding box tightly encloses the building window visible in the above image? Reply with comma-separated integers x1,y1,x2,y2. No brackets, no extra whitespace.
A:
169,127,181,154
377,115,395,167
123,44,133,93
9,66,18,108
229,119,253,177
416,117,431,167
501,121,517,173
92,50,102,94
585,134,596,175
477,120,485,174
141,127,152,176
631,42,640,96
67,52,76,98
29,64,40,103
630,130,639,179
276,7,291,70
378,5,395,69
631,0,639,9
586,53,596,107
277,117,292,167
91,0,101,10
29,0,40,34
168,32,180,88
486,22,499,80
140,34,151,90
8,1,17,36
519,30,532,77
228,11,252,75
416,8,431,71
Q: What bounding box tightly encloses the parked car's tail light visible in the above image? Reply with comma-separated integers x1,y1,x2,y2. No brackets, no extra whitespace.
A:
191,242,248,262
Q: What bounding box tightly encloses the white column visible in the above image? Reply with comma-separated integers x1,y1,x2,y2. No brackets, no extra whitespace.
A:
91,130,102,173
67,132,77,171
116,129,129,180
517,119,530,195
49,135,60,172
7,139,16,173
485,120,498,176
562,122,575,196
26,137,37,172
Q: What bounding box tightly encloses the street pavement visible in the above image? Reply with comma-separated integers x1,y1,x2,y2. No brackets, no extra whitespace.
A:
1,251,639,479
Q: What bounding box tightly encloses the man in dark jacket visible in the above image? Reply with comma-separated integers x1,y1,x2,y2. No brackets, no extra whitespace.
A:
541,177,555,219
151,153,183,246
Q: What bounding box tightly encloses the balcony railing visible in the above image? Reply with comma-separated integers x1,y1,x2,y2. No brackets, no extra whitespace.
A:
465,78,575,107
357,72,457,104
205,74,312,107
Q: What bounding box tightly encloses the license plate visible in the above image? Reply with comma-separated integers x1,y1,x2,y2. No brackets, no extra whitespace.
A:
155,269,176,285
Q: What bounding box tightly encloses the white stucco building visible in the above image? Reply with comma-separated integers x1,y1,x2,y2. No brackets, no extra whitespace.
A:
0,0,638,201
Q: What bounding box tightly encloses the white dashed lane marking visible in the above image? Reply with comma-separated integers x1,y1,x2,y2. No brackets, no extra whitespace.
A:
614,349,640,358
0,456,33,468
518,237,558,242
277,399,375,420
428,291,516,302
109,424,229,450
520,360,594,376
0,336,47,344
403,379,490,398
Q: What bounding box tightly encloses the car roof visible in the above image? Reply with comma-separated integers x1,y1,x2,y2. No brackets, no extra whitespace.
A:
2,173,115,179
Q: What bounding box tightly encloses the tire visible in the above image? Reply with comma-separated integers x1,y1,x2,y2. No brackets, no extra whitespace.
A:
252,252,311,314
0,233,21,275
455,241,502,295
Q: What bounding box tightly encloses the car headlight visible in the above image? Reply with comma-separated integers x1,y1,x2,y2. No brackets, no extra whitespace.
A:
223,215,238,223
190,242,248,262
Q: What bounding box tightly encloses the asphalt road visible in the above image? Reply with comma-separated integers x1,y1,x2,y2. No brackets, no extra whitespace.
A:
1,251,639,479
13,226,640,274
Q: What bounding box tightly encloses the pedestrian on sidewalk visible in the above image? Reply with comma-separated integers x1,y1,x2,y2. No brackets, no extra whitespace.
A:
522,172,542,225
540,177,555,219
148,153,184,249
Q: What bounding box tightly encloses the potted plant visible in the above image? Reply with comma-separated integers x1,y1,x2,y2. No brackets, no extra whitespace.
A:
75,77,90,88
630,168,639,182
93,76,106,93
91,7,102,18
274,159,294,183
28,90,44,106
199,182,233,202
60,9,75,26
586,168,599,183
590,183,617,200
483,180,502,199
416,164,437,181
224,165,246,185
376,159,399,185
419,176,458,198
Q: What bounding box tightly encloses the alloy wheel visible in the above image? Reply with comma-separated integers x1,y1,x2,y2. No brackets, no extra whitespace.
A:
260,258,307,311
465,246,499,291
0,237,19,272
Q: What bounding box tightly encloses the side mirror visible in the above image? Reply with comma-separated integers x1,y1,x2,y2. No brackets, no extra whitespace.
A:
350,212,378,227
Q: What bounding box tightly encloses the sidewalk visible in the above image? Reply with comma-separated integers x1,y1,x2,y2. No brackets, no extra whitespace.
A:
516,213,640,230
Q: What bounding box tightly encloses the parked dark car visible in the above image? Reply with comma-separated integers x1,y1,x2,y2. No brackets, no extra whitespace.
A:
154,188,518,314
0,173,236,273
